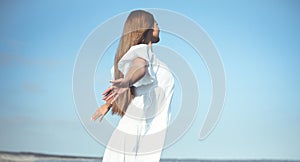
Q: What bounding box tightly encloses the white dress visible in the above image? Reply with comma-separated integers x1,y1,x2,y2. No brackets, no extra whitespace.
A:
102,44,174,162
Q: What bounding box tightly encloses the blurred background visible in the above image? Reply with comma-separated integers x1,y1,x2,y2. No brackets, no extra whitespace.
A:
0,0,299,160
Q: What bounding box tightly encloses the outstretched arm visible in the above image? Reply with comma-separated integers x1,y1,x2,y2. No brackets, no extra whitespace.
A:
103,57,147,102
91,57,147,122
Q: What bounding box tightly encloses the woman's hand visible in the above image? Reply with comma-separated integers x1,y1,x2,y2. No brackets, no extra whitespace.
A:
103,78,130,103
91,78,129,123
91,90,113,122
91,102,111,122
103,58,146,102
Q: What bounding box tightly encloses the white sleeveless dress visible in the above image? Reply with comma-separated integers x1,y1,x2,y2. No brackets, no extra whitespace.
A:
102,44,174,162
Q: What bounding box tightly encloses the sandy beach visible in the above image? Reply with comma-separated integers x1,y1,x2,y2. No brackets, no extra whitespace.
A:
0,151,100,162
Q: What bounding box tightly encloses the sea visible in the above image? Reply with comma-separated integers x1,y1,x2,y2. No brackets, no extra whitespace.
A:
0,151,299,162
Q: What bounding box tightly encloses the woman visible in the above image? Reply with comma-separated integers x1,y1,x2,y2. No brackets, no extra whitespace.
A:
92,10,174,162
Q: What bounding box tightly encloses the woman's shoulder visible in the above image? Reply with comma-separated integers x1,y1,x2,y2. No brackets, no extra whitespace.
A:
127,44,148,53
119,44,150,64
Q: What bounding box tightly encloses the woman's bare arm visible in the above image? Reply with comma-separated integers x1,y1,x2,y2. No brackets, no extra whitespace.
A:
103,57,147,102
92,58,147,122
123,57,147,87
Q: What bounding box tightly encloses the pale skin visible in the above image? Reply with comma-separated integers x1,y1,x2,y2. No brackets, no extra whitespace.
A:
91,21,160,122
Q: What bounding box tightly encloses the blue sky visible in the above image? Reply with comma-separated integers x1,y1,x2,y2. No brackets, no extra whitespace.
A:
0,0,300,160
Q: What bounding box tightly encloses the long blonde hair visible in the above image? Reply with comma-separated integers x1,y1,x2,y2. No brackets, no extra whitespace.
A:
112,10,155,116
